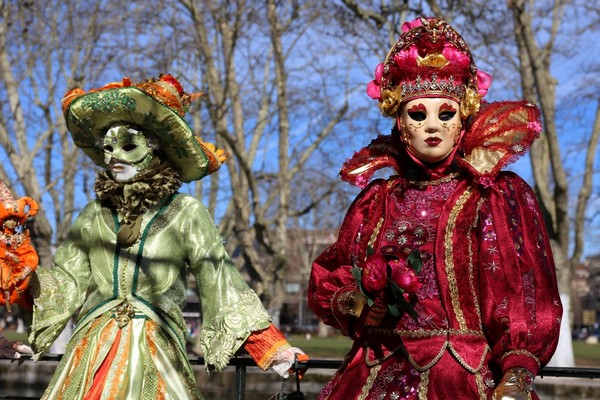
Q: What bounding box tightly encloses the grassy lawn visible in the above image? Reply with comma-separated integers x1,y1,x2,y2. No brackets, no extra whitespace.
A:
1,330,27,343
573,340,600,366
287,334,353,358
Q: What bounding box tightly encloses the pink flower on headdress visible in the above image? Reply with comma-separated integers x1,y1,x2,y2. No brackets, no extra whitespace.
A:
442,45,470,66
394,47,418,66
477,70,492,97
366,63,384,100
401,18,424,33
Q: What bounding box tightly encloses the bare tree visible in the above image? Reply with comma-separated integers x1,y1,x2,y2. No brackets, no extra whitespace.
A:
508,0,600,367
167,0,352,320
0,1,147,267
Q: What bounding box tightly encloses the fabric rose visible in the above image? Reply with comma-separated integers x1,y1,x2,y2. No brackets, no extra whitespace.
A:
361,253,388,293
477,174,495,188
366,63,384,101
401,18,424,32
476,70,492,97
389,259,422,293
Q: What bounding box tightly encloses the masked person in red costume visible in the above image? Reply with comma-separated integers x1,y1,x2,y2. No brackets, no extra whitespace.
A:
308,17,562,400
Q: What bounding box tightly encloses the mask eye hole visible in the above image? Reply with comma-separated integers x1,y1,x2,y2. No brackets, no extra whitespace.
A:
439,111,456,121
103,145,114,153
407,111,426,121
122,143,138,152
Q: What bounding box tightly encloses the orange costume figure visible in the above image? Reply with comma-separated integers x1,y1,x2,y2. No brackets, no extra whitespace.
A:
0,196,39,312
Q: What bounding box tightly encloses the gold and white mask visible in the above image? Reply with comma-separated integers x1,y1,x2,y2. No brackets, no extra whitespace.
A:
103,124,154,182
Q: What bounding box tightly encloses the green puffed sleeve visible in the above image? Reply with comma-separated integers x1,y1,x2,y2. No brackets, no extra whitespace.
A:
28,202,96,355
182,197,271,372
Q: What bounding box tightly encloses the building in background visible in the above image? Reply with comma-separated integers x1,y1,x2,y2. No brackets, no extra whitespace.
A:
572,254,600,339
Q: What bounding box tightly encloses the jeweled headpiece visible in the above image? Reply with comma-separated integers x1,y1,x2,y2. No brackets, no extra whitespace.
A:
367,17,491,119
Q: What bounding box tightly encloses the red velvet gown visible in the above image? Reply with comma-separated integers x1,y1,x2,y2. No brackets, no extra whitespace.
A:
308,102,562,400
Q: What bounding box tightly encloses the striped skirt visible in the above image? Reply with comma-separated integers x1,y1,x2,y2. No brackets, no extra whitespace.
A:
41,313,202,400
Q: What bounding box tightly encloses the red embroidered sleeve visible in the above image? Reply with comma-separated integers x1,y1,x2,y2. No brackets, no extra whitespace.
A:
308,180,388,337
478,173,562,375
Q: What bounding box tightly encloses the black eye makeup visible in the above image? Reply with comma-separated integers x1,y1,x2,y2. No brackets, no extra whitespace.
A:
407,111,427,121
439,111,457,121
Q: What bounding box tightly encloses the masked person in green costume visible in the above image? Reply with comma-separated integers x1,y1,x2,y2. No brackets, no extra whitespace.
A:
28,75,306,399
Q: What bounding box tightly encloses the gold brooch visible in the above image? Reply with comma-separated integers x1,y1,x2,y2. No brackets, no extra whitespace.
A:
114,302,136,328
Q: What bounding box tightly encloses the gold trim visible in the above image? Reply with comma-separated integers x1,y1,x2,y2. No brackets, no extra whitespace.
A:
469,198,486,327
405,341,447,371
418,369,429,400
447,341,490,373
475,372,487,399
367,327,484,338
366,217,384,258
358,364,381,400
501,350,541,367
364,342,405,367
444,186,473,330
330,287,348,329
408,172,459,187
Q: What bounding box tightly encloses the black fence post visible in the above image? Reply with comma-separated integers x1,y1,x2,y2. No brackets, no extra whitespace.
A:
236,362,246,400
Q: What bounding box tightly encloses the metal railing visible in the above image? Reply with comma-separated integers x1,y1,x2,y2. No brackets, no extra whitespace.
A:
1,355,600,399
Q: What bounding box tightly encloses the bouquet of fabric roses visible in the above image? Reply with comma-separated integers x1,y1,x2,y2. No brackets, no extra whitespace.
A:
352,247,422,320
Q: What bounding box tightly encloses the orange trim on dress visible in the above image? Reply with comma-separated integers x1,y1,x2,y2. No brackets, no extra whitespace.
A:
83,327,122,400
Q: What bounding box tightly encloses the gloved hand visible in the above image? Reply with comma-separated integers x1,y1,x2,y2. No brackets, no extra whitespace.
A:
0,334,33,359
492,367,535,400
270,346,309,379
350,291,388,326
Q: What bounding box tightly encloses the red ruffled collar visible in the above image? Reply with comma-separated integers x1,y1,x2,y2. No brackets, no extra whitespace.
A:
340,101,541,188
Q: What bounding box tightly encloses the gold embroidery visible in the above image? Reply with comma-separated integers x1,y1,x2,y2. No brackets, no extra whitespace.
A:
358,364,381,400
501,350,541,367
405,341,447,371
366,218,384,259
330,287,346,328
364,342,405,366
475,371,487,399
408,172,459,187
418,369,429,400
470,198,486,326
119,247,133,296
444,186,473,330
367,327,484,337
447,341,490,373
108,324,131,398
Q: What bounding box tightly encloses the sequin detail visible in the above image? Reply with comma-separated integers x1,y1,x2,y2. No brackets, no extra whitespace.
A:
383,176,459,332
